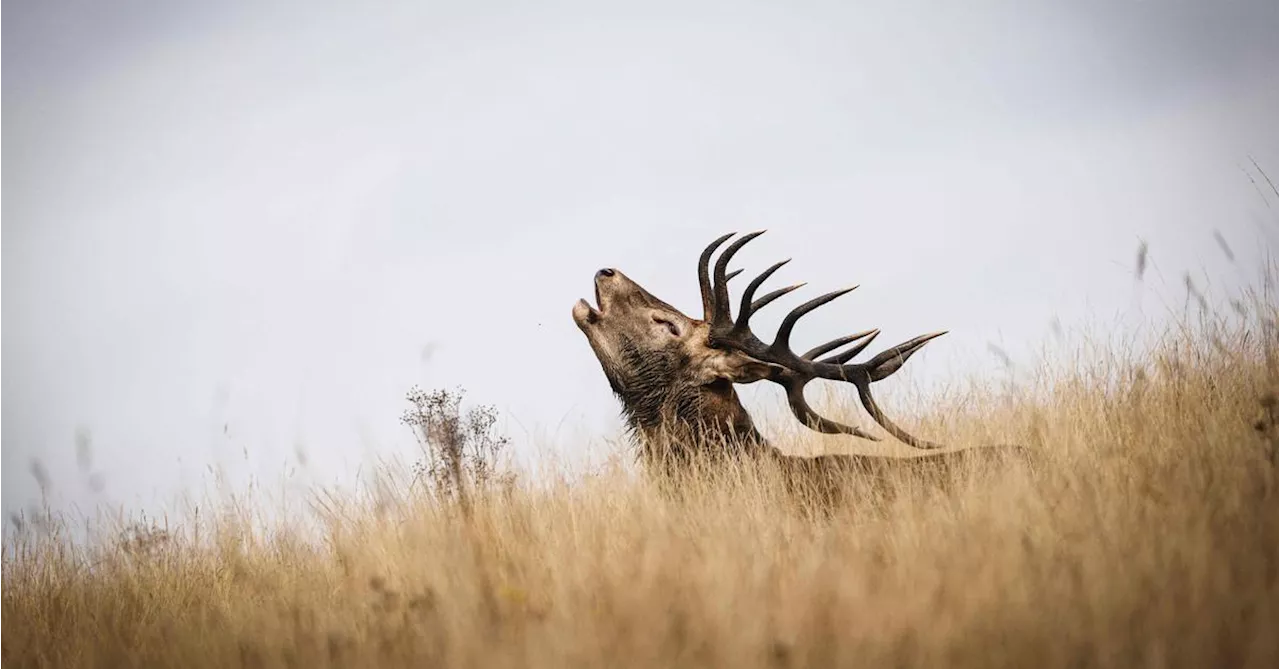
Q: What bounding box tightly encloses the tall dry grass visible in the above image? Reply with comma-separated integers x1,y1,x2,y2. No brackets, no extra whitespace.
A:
4,277,1278,668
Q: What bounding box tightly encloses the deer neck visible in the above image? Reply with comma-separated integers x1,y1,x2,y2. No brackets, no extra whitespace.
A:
620,378,769,463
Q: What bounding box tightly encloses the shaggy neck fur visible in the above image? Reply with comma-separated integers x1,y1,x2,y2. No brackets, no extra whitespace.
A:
610,342,769,466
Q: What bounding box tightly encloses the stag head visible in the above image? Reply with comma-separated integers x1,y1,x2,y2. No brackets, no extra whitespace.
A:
573,231,948,462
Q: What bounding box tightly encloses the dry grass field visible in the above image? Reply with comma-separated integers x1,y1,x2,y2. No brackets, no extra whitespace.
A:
4,273,1277,668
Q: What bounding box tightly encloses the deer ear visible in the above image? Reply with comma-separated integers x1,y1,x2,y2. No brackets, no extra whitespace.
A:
701,350,781,385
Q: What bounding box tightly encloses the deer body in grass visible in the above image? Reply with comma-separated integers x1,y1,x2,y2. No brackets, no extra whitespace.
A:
572,231,1022,486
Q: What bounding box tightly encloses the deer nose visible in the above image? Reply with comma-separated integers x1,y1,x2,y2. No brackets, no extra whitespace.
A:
596,268,616,278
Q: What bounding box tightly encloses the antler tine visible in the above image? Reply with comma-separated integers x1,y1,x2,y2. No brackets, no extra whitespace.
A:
802,328,879,361
725,268,744,282
780,378,880,440
698,233,736,322
854,380,944,449
750,283,807,314
710,231,767,328
771,287,859,355
857,331,948,382
733,259,790,332
819,329,880,365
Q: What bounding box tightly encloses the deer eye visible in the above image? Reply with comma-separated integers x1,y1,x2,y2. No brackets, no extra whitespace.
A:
652,315,680,337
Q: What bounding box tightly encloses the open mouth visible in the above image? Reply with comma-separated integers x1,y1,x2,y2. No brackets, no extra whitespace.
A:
574,275,605,325
577,298,601,323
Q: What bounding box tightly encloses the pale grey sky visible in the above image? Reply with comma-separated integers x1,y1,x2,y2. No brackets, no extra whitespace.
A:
4,0,1277,522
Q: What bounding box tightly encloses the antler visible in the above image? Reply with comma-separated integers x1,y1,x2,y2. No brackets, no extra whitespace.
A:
697,231,948,449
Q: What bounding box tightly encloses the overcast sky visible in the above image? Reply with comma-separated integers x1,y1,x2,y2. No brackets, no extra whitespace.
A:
4,0,1277,523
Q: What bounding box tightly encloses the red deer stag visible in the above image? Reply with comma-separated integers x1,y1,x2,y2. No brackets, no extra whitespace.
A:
572,231,1021,486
